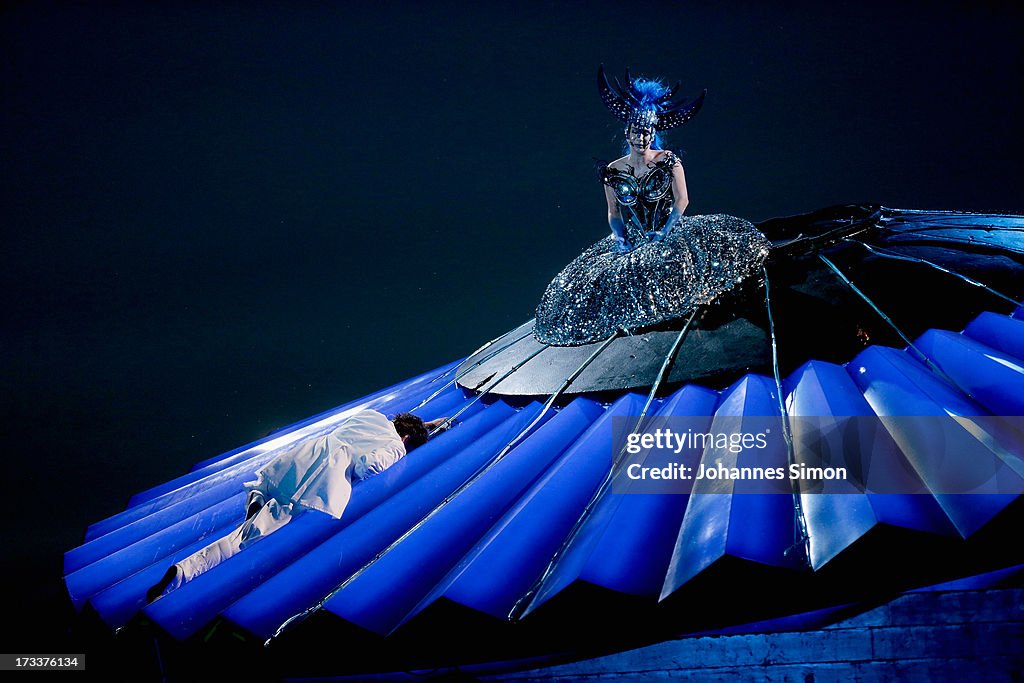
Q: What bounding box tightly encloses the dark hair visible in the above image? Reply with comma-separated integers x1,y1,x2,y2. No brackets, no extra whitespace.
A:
392,413,428,450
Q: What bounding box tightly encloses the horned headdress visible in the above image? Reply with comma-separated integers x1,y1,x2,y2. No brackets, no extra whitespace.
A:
597,64,706,131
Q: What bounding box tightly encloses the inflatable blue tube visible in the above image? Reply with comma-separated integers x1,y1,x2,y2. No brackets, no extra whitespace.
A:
793,360,956,543
661,375,798,599
327,397,607,634
964,312,1024,363
914,328,1024,416
144,399,522,640
577,387,719,598
65,493,245,608
419,395,633,622
787,361,919,569
217,404,548,641
848,346,1020,537
89,531,241,628
521,386,719,614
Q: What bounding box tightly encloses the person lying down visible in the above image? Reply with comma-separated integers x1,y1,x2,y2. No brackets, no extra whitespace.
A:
147,409,447,603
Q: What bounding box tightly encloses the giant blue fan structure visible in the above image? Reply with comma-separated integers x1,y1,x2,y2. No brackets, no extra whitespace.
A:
64,205,1024,680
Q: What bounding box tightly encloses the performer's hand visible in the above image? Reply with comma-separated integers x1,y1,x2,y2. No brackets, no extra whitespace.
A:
647,229,668,242
425,417,451,433
614,237,632,254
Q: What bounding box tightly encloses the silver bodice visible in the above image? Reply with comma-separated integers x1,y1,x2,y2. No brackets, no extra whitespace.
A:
601,151,678,238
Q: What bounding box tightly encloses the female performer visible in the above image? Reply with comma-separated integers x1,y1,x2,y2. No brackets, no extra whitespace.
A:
534,66,770,346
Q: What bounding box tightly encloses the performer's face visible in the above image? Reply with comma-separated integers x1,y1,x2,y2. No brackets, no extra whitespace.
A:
627,125,654,152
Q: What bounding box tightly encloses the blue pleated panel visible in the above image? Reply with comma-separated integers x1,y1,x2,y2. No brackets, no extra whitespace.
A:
322,398,608,634
67,481,245,577
220,404,548,641
83,380,472,545
89,525,251,628
424,395,644,622
718,379,801,564
847,346,1020,537
788,361,955,536
120,364,463,513
964,313,1024,363
143,401,530,640
914,329,1024,416
782,361,954,569
64,307,1024,643
574,386,720,598
505,389,704,614
85,467,260,546
661,375,798,599
65,493,246,609
784,361,878,570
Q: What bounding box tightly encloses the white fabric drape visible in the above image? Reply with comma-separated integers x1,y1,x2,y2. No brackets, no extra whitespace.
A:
169,410,406,590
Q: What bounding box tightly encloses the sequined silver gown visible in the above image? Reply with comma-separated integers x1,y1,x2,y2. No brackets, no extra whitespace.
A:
535,152,771,346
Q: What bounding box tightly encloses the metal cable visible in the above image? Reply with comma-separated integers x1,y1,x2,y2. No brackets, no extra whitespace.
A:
763,266,810,563
265,330,621,645
413,321,537,414
847,239,1019,307
509,308,702,621
818,254,974,402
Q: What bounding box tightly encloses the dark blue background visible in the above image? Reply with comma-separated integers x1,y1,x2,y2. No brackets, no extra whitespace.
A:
2,0,1021,652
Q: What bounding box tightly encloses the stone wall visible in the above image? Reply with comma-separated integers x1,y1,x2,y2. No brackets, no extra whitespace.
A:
485,587,1024,682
